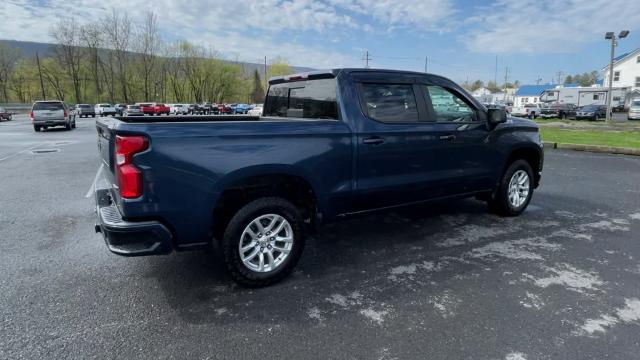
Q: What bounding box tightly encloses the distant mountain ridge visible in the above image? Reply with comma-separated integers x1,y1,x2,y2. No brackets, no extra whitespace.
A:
0,39,315,78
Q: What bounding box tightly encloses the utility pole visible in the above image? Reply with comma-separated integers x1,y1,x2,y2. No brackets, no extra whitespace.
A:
555,71,564,85
424,56,428,73
535,76,542,85
264,56,267,90
362,50,372,68
36,52,46,100
494,55,498,85
604,30,629,123
503,67,510,103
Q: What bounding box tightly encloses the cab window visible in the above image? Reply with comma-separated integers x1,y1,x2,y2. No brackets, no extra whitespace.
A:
424,85,479,122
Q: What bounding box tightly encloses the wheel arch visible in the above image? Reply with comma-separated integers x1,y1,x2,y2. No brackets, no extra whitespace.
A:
503,146,542,188
211,166,320,241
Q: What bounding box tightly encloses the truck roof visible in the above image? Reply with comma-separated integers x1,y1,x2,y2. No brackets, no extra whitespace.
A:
268,68,449,85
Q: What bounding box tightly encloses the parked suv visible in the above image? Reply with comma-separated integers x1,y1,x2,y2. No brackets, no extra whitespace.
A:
75,104,96,118
31,100,76,132
575,104,607,120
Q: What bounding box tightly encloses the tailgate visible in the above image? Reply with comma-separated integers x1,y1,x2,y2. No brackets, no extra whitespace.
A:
96,120,116,182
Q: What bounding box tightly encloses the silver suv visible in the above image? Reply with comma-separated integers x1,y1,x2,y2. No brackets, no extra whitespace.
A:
30,100,76,132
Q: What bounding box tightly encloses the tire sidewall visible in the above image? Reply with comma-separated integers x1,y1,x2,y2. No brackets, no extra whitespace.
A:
496,160,534,216
222,197,305,286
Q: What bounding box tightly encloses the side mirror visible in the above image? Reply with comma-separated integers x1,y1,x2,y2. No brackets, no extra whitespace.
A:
487,108,507,126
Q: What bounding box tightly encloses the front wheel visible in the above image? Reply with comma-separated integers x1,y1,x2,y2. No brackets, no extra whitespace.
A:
222,197,305,287
488,159,534,216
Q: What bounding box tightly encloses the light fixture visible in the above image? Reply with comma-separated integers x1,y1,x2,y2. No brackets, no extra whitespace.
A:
619,30,630,38
605,32,614,39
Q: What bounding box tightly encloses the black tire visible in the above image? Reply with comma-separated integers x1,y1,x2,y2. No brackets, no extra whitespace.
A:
65,122,72,130
72,121,76,129
33,125,41,132
488,159,534,217
222,197,305,287
92,114,95,118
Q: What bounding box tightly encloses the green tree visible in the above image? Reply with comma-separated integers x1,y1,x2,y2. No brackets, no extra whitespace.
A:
267,57,291,79
564,75,573,84
470,80,484,91
250,69,265,103
486,80,501,93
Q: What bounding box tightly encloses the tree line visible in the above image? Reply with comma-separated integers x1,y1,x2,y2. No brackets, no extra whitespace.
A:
0,11,290,105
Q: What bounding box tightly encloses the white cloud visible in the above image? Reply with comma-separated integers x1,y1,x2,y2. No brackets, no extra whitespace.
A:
328,0,456,31
463,0,640,53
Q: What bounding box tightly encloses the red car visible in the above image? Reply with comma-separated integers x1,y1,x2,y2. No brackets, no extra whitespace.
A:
218,104,233,114
137,103,170,116
153,103,170,116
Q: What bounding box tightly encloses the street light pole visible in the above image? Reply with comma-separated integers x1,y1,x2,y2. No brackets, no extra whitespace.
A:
605,30,629,123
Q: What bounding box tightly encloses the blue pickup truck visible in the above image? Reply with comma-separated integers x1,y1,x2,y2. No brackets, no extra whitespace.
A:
94,69,543,286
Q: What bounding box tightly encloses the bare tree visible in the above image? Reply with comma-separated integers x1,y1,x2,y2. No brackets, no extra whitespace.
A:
135,11,160,101
0,44,22,102
50,19,83,103
102,10,132,102
80,23,103,102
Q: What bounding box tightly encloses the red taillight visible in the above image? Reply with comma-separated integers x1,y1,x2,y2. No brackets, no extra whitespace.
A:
29,111,34,120
63,109,68,118
115,135,149,199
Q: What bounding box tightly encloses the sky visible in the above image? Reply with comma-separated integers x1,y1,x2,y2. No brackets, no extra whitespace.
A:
2,0,640,85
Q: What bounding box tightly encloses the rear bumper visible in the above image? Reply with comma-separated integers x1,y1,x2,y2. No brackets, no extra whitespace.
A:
34,119,67,125
627,113,640,120
94,180,172,256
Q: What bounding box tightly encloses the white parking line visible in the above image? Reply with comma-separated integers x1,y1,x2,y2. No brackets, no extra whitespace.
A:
85,164,105,198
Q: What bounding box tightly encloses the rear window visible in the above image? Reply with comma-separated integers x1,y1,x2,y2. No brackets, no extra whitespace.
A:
78,104,90,108
128,105,140,109
33,102,64,110
264,78,338,119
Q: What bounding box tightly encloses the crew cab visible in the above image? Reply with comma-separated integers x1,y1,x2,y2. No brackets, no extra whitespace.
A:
95,103,116,116
153,103,170,116
511,103,542,119
539,103,577,119
94,69,543,287
75,104,96,118
137,103,156,116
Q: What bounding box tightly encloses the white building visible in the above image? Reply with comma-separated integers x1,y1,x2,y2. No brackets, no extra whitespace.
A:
602,48,640,104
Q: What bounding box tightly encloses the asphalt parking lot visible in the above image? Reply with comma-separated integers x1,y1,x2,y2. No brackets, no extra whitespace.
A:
1,114,639,360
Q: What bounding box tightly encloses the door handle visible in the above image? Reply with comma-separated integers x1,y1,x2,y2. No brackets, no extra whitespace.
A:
439,134,456,142
363,137,385,145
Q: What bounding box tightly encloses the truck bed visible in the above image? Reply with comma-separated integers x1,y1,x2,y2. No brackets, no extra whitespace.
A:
113,115,260,123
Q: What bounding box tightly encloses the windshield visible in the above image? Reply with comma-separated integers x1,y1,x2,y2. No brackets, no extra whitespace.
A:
632,100,640,107
581,105,598,111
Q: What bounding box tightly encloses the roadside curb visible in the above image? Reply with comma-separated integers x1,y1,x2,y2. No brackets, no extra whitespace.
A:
544,142,640,156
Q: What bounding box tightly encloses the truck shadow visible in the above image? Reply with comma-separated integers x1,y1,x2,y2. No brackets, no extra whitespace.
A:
142,193,593,325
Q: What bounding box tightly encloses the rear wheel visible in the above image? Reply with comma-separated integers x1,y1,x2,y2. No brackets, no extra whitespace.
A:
488,159,534,216
222,197,305,287
33,125,41,132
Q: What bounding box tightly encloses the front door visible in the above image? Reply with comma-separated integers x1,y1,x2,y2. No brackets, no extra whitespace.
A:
420,84,494,194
